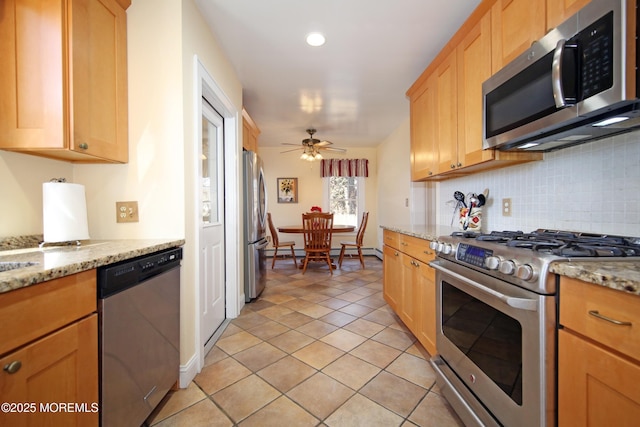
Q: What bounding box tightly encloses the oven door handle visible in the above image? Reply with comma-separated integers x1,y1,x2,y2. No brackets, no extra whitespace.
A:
430,261,538,312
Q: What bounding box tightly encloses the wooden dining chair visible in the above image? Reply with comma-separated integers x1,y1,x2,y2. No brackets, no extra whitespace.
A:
338,211,369,269
301,212,334,275
266,212,297,268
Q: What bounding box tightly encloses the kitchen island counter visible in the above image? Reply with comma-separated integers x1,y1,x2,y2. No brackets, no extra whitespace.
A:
0,238,185,294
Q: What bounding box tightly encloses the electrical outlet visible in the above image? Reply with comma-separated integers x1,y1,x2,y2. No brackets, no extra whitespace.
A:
502,198,512,217
405,198,409,207
116,201,139,223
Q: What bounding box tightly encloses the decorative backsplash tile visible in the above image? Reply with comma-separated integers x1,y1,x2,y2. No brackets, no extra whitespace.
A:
437,131,640,236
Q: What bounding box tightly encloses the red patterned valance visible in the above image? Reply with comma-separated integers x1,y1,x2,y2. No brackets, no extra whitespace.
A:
320,159,369,177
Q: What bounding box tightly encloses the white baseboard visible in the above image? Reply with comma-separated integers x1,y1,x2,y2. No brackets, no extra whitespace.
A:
179,353,199,388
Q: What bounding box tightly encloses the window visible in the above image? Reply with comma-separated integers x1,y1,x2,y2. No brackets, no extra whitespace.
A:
323,176,365,227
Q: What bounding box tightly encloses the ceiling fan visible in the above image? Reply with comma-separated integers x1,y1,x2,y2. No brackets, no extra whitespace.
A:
281,129,346,161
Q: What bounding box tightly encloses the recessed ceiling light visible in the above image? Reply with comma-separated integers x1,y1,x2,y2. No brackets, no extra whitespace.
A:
306,32,325,47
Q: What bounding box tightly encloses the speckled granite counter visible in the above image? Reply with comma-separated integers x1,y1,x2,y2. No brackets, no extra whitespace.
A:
0,239,185,294
550,261,640,296
380,225,455,241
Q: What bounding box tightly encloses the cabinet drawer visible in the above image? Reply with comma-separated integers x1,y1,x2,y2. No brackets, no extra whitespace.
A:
560,277,640,362
383,230,400,250
399,234,435,265
0,270,96,356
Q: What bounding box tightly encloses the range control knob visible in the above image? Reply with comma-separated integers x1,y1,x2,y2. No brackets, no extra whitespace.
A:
516,264,537,281
441,243,453,255
485,256,501,270
499,260,517,275
429,241,438,251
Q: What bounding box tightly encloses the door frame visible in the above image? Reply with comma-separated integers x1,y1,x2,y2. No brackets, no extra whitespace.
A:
194,57,240,371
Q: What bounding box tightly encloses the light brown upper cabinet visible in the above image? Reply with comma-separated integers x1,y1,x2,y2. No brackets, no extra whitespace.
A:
410,74,438,179
0,0,130,163
546,0,591,31
242,108,261,152
491,0,546,73
407,2,541,181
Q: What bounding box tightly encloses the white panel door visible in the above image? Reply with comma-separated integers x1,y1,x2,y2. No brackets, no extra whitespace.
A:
200,99,225,348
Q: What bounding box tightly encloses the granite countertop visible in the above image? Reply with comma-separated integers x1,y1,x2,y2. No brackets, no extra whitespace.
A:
0,239,185,294
380,224,447,242
550,261,640,296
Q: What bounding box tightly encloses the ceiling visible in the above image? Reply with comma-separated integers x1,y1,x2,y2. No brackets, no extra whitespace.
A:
195,0,481,150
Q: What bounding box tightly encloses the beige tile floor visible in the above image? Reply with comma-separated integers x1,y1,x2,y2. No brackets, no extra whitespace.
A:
146,257,464,427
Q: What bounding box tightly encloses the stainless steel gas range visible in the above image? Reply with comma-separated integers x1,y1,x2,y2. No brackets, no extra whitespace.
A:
428,230,640,427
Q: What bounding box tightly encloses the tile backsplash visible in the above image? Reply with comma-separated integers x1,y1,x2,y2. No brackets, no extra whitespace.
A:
437,131,640,236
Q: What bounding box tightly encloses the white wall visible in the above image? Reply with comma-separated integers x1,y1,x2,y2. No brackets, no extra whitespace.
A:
259,146,379,250
375,118,427,247
0,152,73,237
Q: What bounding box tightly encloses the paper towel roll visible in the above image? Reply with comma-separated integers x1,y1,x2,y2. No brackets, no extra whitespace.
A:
42,182,90,243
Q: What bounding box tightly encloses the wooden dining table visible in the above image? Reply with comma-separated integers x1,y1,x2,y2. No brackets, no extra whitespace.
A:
277,224,355,234
277,224,355,269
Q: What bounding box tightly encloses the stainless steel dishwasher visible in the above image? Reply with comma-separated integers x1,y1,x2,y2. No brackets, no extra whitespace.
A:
98,247,182,427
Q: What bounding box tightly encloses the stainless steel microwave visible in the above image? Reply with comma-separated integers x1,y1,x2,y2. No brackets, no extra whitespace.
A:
483,0,640,152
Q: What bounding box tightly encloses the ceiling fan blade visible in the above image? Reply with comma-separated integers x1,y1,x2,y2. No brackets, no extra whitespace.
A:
316,140,333,146
281,143,301,146
281,147,302,153
319,147,346,152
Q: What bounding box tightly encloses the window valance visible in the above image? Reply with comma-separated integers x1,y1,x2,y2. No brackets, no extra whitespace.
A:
320,159,369,177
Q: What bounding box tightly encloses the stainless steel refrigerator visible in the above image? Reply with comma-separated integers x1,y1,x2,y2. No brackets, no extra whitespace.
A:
243,150,268,302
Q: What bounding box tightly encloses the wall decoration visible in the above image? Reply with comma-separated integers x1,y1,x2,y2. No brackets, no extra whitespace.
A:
277,178,298,203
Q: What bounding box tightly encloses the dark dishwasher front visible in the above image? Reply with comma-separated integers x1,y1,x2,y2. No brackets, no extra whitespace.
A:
98,247,182,427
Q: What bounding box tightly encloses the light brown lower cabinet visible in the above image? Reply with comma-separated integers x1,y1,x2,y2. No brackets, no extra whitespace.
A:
383,230,436,355
0,270,98,427
383,244,402,312
558,277,640,426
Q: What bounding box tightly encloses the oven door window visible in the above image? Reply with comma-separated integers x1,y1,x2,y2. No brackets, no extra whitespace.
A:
442,281,523,405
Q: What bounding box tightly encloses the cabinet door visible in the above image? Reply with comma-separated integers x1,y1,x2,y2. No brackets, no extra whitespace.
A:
71,0,129,162
0,0,65,149
0,315,98,427
399,253,419,332
546,0,590,30
410,75,438,180
558,330,640,427
457,11,495,169
435,51,459,175
383,245,402,311
491,0,546,73
415,259,436,355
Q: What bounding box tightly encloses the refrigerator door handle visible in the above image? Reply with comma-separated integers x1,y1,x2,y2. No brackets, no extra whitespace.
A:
256,239,269,250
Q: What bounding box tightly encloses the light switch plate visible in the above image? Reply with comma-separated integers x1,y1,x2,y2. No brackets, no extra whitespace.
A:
116,201,139,223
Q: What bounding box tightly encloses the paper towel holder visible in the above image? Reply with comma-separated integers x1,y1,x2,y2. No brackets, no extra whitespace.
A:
40,178,90,248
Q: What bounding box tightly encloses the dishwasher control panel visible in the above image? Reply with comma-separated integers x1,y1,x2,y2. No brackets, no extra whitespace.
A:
98,247,182,298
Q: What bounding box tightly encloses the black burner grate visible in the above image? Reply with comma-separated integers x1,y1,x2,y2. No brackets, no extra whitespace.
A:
453,229,640,257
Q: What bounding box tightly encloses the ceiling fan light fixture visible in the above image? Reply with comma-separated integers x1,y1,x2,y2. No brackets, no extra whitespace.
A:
306,32,325,47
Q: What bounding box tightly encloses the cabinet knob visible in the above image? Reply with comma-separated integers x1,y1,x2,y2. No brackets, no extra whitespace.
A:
394,251,399,256
450,164,455,169
428,171,433,176
3,360,22,374
78,143,89,150
457,162,462,167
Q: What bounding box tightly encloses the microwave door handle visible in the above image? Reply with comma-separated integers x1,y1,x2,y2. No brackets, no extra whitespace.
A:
552,39,578,108
430,261,538,311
